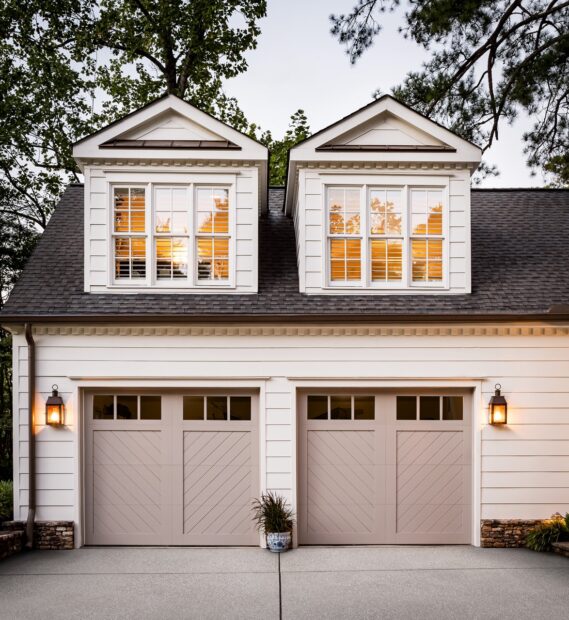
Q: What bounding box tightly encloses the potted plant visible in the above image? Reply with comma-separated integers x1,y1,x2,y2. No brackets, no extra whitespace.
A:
251,491,294,552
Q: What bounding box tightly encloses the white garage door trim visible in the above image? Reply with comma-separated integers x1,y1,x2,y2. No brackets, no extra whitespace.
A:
83,390,259,546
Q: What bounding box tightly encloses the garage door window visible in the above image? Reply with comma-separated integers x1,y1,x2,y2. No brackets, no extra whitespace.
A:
396,395,463,421
307,395,375,420
183,395,251,421
92,394,162,420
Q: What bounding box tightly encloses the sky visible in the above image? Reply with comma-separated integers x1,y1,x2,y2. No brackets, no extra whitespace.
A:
224,0,542,188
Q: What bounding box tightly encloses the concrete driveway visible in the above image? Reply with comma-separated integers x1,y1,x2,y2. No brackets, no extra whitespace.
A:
0,546,568,619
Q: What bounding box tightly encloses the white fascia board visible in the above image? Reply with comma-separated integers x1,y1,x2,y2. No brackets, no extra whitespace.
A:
73,95,268,162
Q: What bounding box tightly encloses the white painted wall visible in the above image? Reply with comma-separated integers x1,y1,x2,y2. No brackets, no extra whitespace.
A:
84,164,259,294
11,324,569,542
294,168,471,294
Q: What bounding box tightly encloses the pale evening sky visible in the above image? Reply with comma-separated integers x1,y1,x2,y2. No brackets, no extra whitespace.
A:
225,0,542,187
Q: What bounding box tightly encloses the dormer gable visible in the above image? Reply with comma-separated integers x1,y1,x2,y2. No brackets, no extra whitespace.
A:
74,95,268,295
286,96,482,296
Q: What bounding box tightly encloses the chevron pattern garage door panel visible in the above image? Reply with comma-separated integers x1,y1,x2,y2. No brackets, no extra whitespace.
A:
93,430,162,536
183,431,254,537
307,430,375,536
396,431,465,535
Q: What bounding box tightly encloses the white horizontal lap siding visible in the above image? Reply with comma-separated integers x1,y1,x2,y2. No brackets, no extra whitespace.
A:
14,336,77,522
235,171,258,291
11,328,569,527
85,166,258,293
300,169,471,295
86,168,107,292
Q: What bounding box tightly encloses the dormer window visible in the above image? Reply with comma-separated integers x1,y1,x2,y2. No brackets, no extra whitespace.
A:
112,183,234,288
326,183,447,289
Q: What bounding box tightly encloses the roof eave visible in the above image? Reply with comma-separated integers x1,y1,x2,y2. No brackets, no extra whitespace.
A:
2,311,569,327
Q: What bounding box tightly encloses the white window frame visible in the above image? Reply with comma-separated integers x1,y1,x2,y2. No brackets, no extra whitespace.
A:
193,185,234,287
324,177,450,290
367,185,407,289
326,185,363,287
110,183,149,286
108,177,237,289
152,184,191,287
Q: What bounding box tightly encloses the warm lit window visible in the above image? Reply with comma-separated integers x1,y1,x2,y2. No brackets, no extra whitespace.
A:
369,189,403,282
326,184,446,288
113,187,146,280
328,188,361,282
155,187,189,280
196,188,230,281
410,189,444,283
112,184,232,286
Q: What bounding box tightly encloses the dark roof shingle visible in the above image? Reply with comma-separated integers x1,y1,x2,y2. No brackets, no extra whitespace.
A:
2,185,569,321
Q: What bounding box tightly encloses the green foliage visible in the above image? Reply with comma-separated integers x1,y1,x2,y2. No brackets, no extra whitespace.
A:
331,1,569,185
254,110,310,185
0,0,268,234
544,155,569,188
0,479,13,521
526,513,569,552
0,214,38,479
251,491,294,534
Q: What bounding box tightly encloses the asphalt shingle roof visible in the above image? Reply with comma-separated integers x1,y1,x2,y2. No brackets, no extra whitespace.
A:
2,185,569,322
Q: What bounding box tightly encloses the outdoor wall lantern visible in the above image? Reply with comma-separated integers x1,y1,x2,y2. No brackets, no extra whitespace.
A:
489,383,507,425
45,385,65,426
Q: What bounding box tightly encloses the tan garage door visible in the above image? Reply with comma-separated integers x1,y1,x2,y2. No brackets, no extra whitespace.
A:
298,391,471,545
84,392,258,546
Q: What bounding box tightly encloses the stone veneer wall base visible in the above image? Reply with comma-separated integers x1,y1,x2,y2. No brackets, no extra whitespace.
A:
2,521,74,551
0,529,24,561
480,519,542,548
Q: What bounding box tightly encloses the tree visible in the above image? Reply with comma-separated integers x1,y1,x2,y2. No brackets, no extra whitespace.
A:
330,1,569,184
0,213,38,479
0,0,268,234
0,0,268,479
255,110,311,185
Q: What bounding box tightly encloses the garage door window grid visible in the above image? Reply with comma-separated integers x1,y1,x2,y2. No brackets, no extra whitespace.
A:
93,394,162,420
396,395,463,421
183,395,252,421
307,395,375,420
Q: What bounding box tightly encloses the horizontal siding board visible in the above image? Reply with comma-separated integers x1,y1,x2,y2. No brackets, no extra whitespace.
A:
483,455,569,472
19,457,74,475
32,360,569,377
266,457,291,473
482,488,569,503
481,504,569,520
482,441,569,456
482,425,569,441
19,489,75,506
34,345,569,363
482,472,569,487
266,441,291,457
19,473,74,490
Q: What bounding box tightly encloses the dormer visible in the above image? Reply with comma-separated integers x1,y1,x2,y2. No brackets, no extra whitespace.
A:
285,96,482,295
73,95,268,294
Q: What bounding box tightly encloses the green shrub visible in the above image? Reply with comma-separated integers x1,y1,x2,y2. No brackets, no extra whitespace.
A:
526,513,569,552
251,491,294,534
0,480,13,521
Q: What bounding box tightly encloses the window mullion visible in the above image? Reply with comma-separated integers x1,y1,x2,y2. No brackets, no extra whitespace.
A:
188,183,195,287
362,185,368,287
146,182,152,287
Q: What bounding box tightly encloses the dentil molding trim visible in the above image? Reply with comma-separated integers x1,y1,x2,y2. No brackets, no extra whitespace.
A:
26,324,569,337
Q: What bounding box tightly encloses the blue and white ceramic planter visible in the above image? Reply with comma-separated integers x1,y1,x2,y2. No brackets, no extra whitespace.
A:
266,532,291,552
